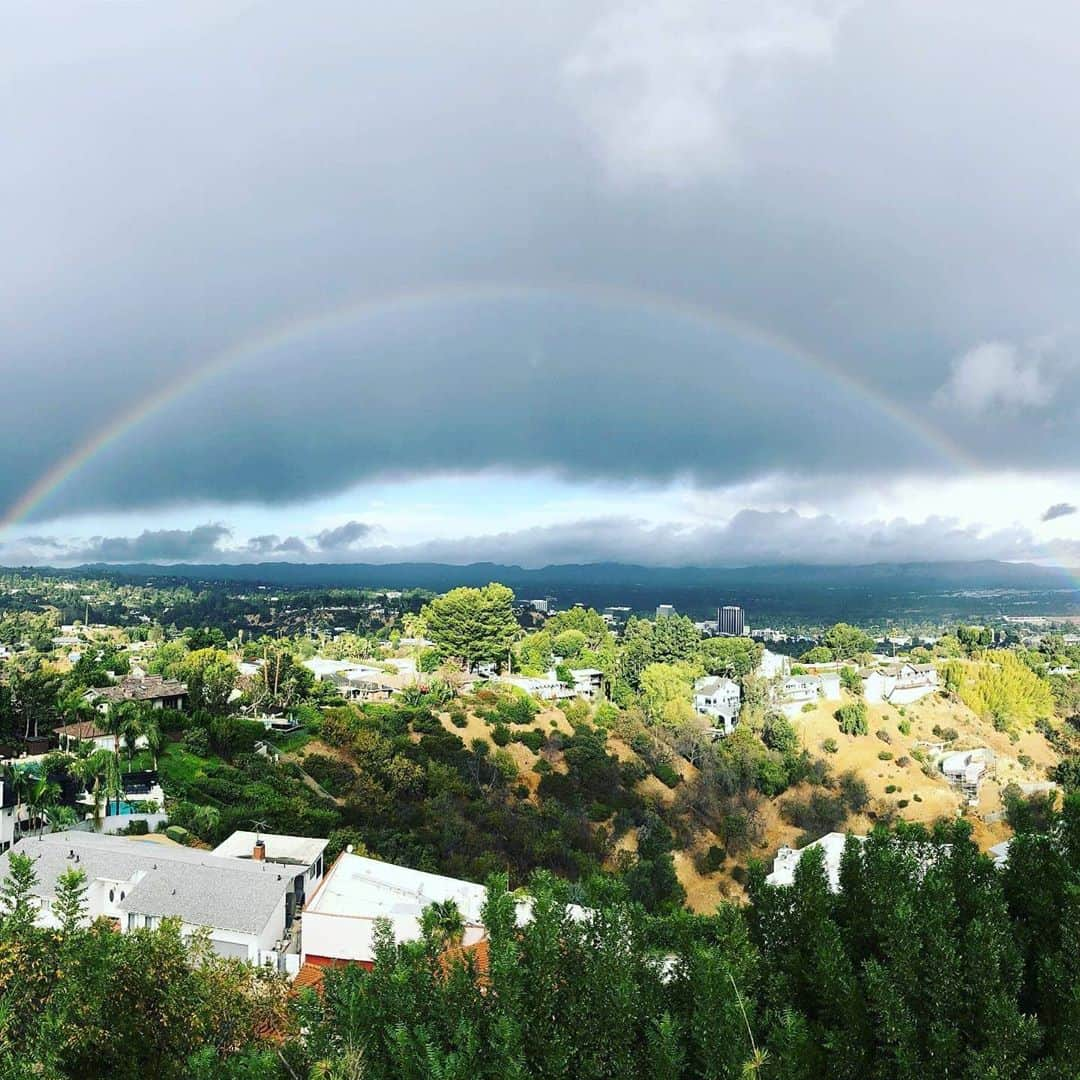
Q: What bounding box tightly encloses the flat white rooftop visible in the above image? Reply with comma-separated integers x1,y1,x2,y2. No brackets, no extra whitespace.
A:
307,853,487,923
212,830,328,867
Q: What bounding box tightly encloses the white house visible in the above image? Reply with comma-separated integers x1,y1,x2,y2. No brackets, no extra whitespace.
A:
496,669,603,701
302,658,394,701
570,668,604,699
55,720,148,754
777,672,841,717
212,830,328,922
0,832,299,967
941,748,993,804
0,779,17,854
862,663,938,705
301,852,585,969
767,833,865,891
693,676,742,736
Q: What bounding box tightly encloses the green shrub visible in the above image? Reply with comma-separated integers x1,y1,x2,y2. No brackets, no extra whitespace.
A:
836,702,869,736
533,758,552,775
653,762,681,789
878,750,893,761
694,844,726,875
801,702,816,713
898,719,912,736
513,729,544,752
165,825,190,845
491,724,511,747
913,792,922,802
821,737,839,754
897,799,909,809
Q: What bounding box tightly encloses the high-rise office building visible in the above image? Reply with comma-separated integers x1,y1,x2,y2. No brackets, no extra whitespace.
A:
656,604,676,620
718,605,745,637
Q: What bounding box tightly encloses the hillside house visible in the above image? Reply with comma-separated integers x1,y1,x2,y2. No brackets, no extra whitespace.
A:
0,832,300,967
301,852,586,969
940,748,993,804
777,672,841,717
55,720,147,754
862,662,938,705
87,674,187,712
212,830,328,918
767,833,865,891
693,676,742,736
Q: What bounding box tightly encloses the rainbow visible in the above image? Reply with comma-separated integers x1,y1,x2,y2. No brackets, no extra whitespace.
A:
1,279,980,536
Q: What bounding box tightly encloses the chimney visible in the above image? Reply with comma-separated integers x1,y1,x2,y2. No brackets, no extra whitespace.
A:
253,839,266,862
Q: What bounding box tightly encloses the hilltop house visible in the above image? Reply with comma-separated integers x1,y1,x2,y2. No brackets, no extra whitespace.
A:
0,832,303,967
693,676,742,736
496,668,603,702
86,674,187,712
777,672,841,717
862,662,938,705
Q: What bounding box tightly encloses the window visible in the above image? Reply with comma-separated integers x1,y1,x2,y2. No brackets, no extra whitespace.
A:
109,889,115,903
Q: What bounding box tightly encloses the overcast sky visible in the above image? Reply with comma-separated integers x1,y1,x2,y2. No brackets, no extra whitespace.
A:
1,0,1078,568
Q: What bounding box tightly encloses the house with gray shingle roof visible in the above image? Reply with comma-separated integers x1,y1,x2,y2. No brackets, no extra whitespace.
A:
0,832,296,965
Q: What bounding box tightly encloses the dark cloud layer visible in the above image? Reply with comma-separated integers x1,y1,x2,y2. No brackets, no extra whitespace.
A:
69,524,232,563
2,2,1080,522
313,521,376,549
1043,502,1077,522
6,510,1049,570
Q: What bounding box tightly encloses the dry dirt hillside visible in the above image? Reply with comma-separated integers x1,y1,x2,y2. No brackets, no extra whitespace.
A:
410,693,1060,915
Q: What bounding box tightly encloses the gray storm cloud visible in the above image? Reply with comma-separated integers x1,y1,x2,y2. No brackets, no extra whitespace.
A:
4,510,1047,569
2,1,1079,524
1043,502,1078,522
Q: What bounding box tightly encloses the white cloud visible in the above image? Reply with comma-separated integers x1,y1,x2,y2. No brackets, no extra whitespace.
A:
565,0,860,185
932,339,1073,415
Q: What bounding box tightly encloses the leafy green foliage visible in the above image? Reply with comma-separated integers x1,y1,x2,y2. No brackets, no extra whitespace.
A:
835,702,869,736
422,583,518,671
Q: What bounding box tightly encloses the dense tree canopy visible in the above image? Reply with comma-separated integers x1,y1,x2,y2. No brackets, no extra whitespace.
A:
422,584,519,671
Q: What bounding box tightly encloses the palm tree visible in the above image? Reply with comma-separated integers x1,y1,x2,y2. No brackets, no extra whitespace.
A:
27,776,60,838
141,713,163,772
69,751,111,830
189,804,221,841
101,702,136,815
421,898,466,950
120,710,143,773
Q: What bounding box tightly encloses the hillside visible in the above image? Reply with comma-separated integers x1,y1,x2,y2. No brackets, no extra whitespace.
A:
271,684,1061,914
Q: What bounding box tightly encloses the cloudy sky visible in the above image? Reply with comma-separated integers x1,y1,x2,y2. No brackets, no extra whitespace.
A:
1,0,1078,569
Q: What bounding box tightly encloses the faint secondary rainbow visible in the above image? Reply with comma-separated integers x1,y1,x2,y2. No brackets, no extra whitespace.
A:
1,280,980,537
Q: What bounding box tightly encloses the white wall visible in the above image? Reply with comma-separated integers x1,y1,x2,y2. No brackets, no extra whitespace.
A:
301,910,484,964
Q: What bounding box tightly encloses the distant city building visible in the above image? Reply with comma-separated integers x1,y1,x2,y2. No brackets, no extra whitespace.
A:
602,606,632,627
656,604,677,620
528,599,550,613
718,606,745,637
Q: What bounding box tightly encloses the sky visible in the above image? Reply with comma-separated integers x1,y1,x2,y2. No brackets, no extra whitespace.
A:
1,0,1078,570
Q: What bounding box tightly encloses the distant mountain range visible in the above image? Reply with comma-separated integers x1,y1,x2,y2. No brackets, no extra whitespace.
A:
59,558,1077,593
